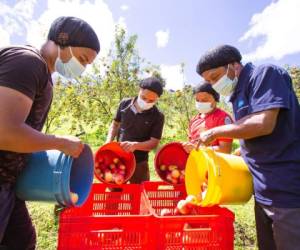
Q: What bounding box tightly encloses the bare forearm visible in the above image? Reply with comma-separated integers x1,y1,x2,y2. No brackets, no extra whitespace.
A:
134,139,159,152
106,121,120,142
0,124,64,153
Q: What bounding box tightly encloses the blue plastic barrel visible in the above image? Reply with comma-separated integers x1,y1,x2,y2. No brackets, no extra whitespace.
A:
16,144,94,207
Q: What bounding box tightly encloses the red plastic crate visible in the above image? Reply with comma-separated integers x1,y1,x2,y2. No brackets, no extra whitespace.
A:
142,181,235,250
58,183,153,250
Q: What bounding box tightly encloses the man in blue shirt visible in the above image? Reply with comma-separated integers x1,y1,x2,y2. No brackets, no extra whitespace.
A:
196,45,300,250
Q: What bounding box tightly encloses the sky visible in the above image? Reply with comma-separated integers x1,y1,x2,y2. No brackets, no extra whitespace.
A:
1,0,300,90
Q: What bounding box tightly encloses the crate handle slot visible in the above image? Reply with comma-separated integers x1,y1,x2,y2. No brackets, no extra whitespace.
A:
104,187,124,193
91,229,124,233
157,185,175,191
183,227,212,232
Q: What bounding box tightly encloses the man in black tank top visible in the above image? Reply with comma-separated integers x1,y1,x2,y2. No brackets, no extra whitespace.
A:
0,16,100,249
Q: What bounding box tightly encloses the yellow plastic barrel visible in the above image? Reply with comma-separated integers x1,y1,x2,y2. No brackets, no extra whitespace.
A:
185,147,253,207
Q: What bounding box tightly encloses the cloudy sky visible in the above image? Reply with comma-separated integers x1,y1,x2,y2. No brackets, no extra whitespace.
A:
1,0,300,90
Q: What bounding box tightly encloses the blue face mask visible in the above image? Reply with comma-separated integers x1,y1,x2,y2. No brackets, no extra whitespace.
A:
212,65,238,96
55,47,85,79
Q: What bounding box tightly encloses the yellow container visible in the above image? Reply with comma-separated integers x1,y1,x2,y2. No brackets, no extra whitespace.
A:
185,148,253,207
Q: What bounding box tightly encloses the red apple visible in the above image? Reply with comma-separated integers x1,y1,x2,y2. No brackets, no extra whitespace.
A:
168,165,177,171
160,164,167,171
114,174,124,185
171,178,178,184
104,171,113,182
70,192,79,204
160,208,172,216
118,170,126,176
166,173,173,182
95,168,101,175
176,200,191,215
179,174,185,183
185,195,197,204
109,163,116,170
171,169,180,179
119,164,126,170
113,157,119,164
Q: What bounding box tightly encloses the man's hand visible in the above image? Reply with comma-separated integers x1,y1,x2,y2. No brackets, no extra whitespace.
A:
182,142,195,153
120,141,137,152
57,135,84,158
197,129,216,148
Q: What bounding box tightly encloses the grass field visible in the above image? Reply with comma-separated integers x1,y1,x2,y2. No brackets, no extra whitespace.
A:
27,151,257,250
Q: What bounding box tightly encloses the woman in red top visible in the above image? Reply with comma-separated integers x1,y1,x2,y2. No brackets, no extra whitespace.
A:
183,82,233,154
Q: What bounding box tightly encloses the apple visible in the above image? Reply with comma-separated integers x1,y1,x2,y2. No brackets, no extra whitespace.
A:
98,157,104,163
104,171,113,182
113,157,119,164
160,208,172,216
118,170,126,176
166,173,173,182
168,165,177,171
95,169,101,175
171,169,180,179
176,200,191,215
160,164,167,171
171,178,178,184
119,164,126,170
94,162,99,168
109,163,116,170
185,195,197,204
70,192,79,204
179,174,185,183
114,174,124,185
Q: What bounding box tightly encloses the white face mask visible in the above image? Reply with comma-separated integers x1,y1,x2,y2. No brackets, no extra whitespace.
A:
137,96,155,110
212,65,238,96
195,101,213,114
55,47,85,79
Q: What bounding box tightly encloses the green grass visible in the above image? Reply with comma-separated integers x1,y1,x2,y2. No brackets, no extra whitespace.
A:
27,151,257,249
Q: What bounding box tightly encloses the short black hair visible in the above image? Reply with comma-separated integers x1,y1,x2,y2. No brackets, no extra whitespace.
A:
48,16,100,53
139,77,164,96
196,45,242,75
193,82,220,102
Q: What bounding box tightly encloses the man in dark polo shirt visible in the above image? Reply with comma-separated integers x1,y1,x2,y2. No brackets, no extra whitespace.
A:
196,45,300,250
0,17,100,249
106,77,165,184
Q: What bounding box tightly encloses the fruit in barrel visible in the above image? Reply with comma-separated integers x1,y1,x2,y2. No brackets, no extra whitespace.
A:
171,169,180,179
171,178,178,184
104,171,113,182
109,163,116,170
113,157,120,164
160,164,167,171
168,165,177,171
70,192,79,204
119,164,126,170
114,174,124,185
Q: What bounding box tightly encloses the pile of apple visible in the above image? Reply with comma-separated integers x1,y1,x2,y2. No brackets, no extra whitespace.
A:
159,164,185,184
160,194,201,216
95,156,127,185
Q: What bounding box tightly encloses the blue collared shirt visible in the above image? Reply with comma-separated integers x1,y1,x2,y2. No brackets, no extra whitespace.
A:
230,63,300,208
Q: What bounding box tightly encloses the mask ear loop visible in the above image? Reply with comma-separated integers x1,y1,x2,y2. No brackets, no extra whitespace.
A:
69,47,74,57
57,46,61,59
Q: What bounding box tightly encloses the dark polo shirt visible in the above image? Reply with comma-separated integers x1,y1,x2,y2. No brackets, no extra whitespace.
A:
0,46,53,184
114,97,164,163
230,62,300,208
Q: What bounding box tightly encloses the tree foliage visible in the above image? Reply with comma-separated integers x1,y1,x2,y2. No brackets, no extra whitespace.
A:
45,27,300,148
